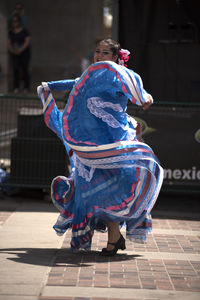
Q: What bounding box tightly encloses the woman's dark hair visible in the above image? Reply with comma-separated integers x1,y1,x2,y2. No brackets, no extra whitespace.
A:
96,38,121,57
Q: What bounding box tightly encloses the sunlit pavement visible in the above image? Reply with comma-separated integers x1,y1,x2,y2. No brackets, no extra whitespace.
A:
0,194,199,300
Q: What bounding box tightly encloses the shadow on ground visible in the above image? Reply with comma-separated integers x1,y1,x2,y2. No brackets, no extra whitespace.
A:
0,247,141,267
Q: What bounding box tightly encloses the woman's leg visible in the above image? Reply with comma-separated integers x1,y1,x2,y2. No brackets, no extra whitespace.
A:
12,55,20,90
106,221,121,250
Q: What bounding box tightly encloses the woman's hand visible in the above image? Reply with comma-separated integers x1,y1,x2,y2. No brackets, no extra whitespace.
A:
14,36,31,55
142,95,153,110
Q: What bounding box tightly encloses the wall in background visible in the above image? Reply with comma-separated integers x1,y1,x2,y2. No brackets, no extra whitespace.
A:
0,0,105,93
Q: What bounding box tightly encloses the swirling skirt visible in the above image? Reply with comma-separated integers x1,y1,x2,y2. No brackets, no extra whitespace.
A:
51,158,161,251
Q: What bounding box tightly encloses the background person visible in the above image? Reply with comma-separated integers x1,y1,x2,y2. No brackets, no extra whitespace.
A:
8,15,31,93
8,2,29,30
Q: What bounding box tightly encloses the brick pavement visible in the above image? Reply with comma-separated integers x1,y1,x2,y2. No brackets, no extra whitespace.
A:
40,218,200,300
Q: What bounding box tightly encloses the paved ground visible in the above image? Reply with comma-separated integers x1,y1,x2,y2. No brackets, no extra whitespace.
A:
0,191,200,300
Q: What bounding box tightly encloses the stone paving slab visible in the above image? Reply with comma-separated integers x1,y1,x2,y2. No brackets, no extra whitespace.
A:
0,211,14,226
0,296,38,300
0,199,64,300
40,286,200,300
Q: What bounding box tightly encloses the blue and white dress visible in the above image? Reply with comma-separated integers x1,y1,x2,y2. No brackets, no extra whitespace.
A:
38,61,163,251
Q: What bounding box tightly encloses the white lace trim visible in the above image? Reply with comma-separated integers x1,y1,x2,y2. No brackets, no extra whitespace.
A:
74,155,95,182
88,97,123,111
78,154,156,168
87,97,123,129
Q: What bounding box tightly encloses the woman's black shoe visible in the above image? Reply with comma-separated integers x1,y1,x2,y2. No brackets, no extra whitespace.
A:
100,234,126,256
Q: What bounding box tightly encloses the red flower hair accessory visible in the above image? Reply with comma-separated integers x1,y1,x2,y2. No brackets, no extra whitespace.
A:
118,48,130,67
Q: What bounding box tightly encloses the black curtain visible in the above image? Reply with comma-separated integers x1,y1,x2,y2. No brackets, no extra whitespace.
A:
118,0,200,102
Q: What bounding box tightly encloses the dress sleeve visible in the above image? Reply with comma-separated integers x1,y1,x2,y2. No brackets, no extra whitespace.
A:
38,89,63,140
37,87,74,161
132,71,153,105
47,79,76,92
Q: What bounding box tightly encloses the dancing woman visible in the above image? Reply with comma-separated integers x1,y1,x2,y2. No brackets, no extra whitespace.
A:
37,38,163,256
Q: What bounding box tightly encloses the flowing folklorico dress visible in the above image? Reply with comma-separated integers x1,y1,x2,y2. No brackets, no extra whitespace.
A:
38,61,164,251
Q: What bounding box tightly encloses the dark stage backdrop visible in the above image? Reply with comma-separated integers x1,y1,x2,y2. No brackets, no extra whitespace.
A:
118,0,200,103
